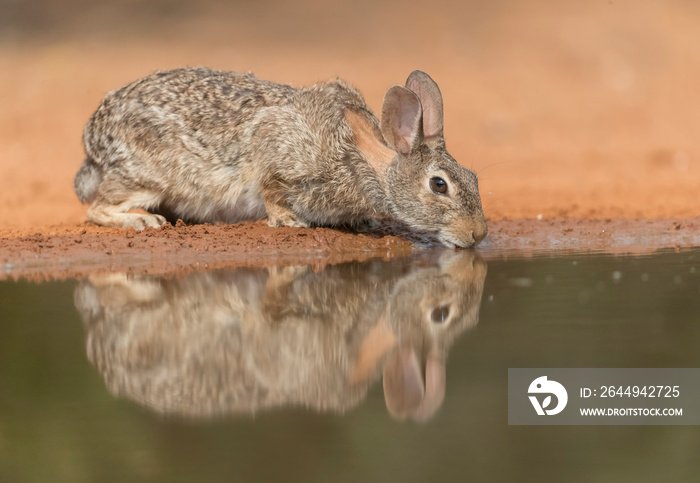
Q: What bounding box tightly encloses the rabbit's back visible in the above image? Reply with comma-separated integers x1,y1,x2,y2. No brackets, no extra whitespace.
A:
84,67,296,168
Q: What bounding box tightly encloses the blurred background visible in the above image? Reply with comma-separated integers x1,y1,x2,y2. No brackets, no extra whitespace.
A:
1,0,699,228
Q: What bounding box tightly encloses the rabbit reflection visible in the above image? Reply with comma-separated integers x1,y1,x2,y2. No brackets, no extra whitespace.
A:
75,252,486,422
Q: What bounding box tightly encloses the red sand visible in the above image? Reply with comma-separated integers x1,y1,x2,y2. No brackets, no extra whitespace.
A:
2,217,698,281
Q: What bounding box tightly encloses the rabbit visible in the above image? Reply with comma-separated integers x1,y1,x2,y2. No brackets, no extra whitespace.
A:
75,67,487,247
74,251,487,421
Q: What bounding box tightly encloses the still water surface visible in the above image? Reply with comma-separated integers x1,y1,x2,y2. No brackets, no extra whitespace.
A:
1,249,699,482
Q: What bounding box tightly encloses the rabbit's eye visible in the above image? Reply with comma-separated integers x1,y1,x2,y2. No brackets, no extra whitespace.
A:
431,305,450,323
429,177,448,194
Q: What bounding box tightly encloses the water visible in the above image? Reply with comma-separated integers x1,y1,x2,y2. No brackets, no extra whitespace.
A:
1,249,699,482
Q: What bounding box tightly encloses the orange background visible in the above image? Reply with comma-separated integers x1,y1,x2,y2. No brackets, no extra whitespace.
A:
1,0,699,229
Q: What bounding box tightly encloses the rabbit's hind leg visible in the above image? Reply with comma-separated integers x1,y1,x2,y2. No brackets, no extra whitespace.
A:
86,191,166,230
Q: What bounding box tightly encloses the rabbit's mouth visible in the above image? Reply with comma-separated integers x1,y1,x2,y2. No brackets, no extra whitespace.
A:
436,232,476,249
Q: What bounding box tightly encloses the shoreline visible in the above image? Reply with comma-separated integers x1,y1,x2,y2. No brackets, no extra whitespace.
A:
2,216,699,281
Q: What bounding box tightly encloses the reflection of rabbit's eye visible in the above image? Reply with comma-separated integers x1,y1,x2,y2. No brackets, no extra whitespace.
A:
431,305,450,323
429,177,448,195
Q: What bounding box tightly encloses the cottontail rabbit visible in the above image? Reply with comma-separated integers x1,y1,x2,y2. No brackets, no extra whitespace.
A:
75,252,487,421
75,68,487,247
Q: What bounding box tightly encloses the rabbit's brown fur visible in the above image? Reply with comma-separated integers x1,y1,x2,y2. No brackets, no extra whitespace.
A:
76,68,487,247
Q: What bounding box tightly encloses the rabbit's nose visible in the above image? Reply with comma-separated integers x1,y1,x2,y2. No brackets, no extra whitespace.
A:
473,223,488,245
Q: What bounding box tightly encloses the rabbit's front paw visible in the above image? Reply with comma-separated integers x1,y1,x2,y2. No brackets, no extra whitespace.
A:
265,206,309,228
267,216,309,228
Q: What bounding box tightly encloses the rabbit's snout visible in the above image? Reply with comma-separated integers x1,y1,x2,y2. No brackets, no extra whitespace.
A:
440,218,488,248
472,221,488,244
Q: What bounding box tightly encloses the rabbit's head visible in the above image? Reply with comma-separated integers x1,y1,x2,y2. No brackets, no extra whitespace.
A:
380,71,487,248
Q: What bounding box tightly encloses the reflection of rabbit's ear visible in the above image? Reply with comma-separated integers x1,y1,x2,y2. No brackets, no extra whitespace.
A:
405,70,444,141
349,323,396,384
383,346,425,420
411,353,446,423
380,85,422,155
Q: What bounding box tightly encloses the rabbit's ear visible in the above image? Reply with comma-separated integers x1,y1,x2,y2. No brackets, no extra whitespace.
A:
381,85,423,155
405,70,444,141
